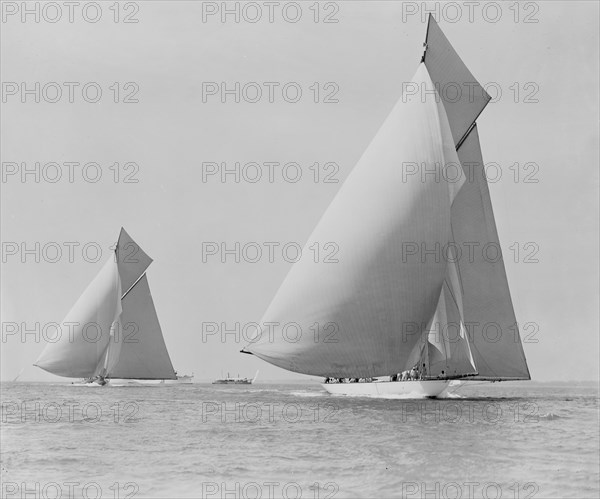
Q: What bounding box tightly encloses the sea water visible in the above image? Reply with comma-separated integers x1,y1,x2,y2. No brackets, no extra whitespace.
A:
1,381,598,498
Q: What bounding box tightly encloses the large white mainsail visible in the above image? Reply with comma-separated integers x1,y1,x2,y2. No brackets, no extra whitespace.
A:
244,63,464,378
34,228,176,381
243,15,530,386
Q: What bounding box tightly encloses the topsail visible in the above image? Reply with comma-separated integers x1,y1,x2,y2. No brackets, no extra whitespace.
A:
243,16,530,382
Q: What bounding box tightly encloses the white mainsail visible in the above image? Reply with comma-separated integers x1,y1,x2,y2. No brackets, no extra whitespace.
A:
243,15,530,382
34,257,122,378
244,63,464,378
34,228,176,381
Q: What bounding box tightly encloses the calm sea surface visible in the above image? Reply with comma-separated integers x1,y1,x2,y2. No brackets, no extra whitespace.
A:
1,381,598,499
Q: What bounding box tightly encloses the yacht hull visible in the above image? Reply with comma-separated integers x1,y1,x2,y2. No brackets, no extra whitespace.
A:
162,376,193,385
322,380,449,398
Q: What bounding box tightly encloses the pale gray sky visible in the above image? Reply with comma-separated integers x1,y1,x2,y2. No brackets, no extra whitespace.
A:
1,1,598,381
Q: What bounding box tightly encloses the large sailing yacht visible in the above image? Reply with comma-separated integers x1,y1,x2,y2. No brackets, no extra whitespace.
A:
241,16,530,397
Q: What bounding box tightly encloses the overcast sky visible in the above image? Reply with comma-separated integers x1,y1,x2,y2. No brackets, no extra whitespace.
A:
1,1,598,382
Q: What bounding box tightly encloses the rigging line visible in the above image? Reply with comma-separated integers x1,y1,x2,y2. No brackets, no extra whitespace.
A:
421,14,432,63
455,122,478,152
447,235,465,297
443,278,461,319
448,227,466,298
121,272,146,300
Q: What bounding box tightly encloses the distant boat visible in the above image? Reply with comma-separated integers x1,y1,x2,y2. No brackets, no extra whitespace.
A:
212,371,259,385
241,16,530,398
110,372,194,386
34,228,178,386
163,372,194,384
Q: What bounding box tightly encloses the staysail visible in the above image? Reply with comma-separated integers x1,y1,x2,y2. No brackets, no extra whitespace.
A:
109,275,176,379
244,63,464,378
34,228,176,380
451,125,530,380
425,282,477,378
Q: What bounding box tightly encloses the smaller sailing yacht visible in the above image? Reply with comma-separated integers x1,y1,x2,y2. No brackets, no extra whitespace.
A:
34,228,177,386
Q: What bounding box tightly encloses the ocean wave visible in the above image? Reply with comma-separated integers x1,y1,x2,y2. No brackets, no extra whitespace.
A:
439,391,467,399
539,412,561,420
290,391,328,397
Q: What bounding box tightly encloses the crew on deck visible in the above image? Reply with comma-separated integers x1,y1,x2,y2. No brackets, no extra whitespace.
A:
323,369,431,384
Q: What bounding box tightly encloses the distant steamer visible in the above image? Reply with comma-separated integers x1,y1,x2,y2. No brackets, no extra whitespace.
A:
212,371,259,385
